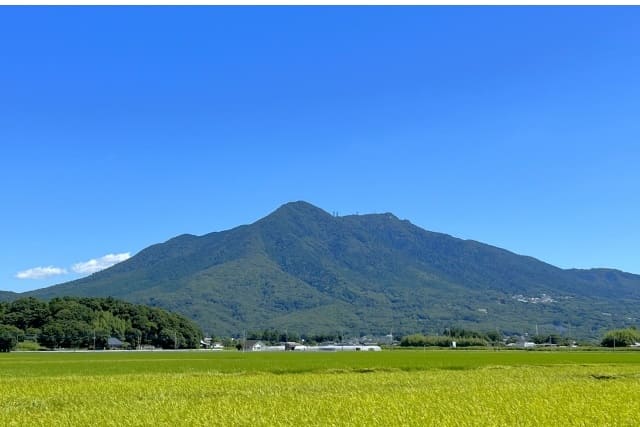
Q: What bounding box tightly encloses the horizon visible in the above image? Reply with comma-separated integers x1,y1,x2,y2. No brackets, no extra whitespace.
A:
2,7,639,292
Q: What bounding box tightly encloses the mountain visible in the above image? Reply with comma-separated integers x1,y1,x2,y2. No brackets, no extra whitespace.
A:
23,201,640,340
0,291,18,302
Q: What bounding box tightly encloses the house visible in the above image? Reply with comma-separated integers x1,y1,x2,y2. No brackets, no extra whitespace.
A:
241,340,265,351
107,337,124,350
507,340,536,349
316,344,382,352
284,341,303,351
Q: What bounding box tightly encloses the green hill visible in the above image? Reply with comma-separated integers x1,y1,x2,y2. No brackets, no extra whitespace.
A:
0,296,202,350
22,201,640,340
0,291,17,302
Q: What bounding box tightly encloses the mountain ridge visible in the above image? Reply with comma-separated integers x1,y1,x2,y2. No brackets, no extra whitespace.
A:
11,201,640,340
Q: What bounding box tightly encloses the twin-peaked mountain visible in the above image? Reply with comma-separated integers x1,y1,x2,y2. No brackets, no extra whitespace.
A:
21,201,640,339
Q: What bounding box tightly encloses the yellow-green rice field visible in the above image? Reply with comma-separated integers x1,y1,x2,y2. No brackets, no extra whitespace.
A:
1,350,639,426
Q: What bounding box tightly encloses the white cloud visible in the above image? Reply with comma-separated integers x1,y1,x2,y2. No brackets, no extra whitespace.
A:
16,266,68,280
72,252,131,275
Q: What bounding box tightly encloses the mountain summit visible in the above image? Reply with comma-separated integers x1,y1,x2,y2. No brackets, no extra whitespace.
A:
24,201,640,339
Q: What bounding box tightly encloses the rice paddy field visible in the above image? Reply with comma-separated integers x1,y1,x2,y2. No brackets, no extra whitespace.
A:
2,349,640,426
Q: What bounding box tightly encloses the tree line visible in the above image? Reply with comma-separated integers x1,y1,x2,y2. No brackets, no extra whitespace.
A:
601,327,640,347
0,296,202,352
399,327,640,348
244,329,351,345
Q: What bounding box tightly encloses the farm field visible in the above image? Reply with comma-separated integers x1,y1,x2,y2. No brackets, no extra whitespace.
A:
2,350,640,426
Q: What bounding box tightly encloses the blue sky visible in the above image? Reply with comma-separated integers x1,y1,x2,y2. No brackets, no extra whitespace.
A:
1,7,639,292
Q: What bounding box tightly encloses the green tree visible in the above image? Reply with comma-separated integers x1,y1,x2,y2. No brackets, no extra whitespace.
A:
486,330,502,343
601,328,640,347
92,311,129,339
5,297,49,330
400,333,428,347
12,296,202,350
532,334,569,345
39,320,92,349
39,322,65,349
125,327,143,349
49,297,94,322
158,329,180,349
0,324,23,352
0,301,8,322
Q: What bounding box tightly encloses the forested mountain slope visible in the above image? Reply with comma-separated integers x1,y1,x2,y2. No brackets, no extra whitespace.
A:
24,201,640,340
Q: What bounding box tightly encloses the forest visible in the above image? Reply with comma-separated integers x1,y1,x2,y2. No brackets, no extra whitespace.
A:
0,296,202,351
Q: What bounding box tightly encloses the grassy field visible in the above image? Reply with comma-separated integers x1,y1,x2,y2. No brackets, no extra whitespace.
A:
2,350,640,426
